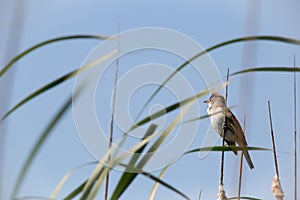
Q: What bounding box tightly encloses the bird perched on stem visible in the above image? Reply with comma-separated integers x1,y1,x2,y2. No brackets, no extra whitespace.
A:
204,93,254,169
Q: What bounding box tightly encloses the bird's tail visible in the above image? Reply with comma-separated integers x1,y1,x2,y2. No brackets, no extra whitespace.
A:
243,150,254,169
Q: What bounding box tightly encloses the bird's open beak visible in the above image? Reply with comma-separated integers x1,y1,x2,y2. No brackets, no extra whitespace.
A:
203,100,209,103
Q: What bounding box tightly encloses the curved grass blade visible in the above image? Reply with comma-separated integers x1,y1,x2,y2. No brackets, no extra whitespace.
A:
130,87,218,131
11,91,81,199
182,106,237,125
149,165,170,200
50,162,97,199
84,168,108,200
184,146,271,155
63,181,86,200
110,124,157,199
0,50,117,122
131,96,193,130
115,163,189,200
143,172,190,200
0,35,111,77
135,35,300,121
231,66,300,76
181,113,210,125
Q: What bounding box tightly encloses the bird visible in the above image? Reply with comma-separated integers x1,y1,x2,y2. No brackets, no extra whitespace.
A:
204,93,254,169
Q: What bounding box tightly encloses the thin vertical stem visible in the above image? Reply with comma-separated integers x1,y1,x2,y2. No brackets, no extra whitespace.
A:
104,24,120,200
293,55,297,200
220,68,230,185
237,115,246,200
225,68,229,105
268,101,279,178
5,1,27,198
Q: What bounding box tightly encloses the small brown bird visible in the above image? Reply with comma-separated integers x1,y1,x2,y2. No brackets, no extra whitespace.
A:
204,93,254,169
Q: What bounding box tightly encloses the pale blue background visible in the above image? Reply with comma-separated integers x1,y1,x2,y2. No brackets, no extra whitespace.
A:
1,1,300,199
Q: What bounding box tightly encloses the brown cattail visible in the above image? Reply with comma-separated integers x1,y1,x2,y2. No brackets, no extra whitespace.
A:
272,175,284,200
217,184,228,200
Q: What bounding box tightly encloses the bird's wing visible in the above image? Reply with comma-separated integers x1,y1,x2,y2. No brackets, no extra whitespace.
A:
225,108,255,169
224,108,248,147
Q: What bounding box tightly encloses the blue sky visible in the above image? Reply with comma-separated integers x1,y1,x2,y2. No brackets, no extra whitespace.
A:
1,1,300,199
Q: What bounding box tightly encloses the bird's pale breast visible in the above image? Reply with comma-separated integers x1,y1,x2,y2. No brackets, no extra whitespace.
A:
208,106,225,135
208,106,237,142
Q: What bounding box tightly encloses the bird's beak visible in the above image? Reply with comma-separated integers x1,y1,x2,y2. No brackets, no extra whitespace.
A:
203,100,209,103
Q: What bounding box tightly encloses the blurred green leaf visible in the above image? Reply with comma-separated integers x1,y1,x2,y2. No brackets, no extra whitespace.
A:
117,163,190,200
11,95,74,199
63,181,86,200
0,35,111,77
50,162,97,199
